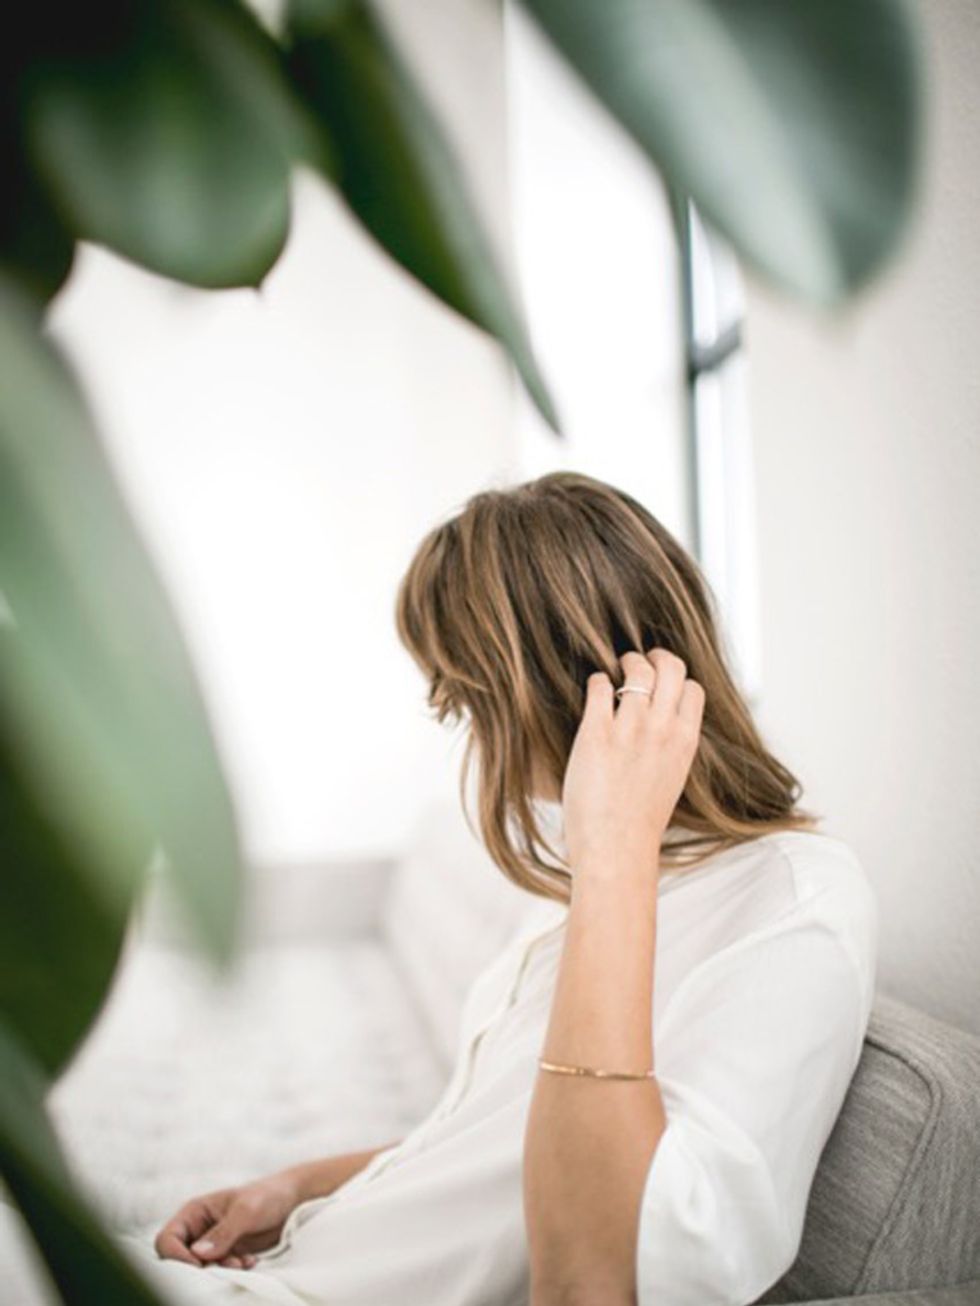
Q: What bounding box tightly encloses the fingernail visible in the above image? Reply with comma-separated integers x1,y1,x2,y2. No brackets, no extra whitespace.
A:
191,1239,214,1255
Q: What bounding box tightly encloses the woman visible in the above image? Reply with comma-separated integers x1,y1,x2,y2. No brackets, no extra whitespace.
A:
3,471,877,1305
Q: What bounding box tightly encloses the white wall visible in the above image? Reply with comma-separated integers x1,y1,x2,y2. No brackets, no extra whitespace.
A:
745,0,980,1035
46,0,518,867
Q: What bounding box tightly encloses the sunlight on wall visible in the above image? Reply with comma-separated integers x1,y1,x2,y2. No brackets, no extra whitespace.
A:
744,0,980,1034
502,3,691,548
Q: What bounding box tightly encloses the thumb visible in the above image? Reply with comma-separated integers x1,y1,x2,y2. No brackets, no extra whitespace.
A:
190,1204,250,1260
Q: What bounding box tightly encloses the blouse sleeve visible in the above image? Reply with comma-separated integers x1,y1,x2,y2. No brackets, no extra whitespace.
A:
636,882,877,1306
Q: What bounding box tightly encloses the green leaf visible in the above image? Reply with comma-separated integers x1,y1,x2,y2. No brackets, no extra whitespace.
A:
0,728,129,1078
0,138,76,306
0,1022,167,1306
0,276,243,1070
21,1,304,289
284,1,561,431
0,40,75,303
519,0,923,303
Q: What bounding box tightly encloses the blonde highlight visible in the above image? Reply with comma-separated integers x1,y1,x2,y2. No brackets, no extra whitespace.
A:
395,471,818,903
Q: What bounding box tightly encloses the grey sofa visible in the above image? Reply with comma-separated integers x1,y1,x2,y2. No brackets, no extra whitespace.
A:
755,992,980,1306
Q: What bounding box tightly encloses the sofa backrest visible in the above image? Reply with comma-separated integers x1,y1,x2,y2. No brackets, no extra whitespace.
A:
379,796,541,1068
755,992,980,1302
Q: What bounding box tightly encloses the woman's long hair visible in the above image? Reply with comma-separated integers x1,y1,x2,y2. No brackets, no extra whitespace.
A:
395,471,817,902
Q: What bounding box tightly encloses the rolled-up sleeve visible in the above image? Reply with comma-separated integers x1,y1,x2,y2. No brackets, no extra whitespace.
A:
636,887,875,1306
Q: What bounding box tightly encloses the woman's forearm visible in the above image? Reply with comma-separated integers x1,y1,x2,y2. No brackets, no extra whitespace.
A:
523,857,667,1306
279,1140,401,1203
521,649,703,1303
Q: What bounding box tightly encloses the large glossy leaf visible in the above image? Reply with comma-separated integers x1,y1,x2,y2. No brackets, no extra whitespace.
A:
519,0,923,303
284,1,561,431
0,728,129,1079
20,1,304,289
0,277,243,1074
0,1022,166,1305
0,33,75,303
0,136,75,306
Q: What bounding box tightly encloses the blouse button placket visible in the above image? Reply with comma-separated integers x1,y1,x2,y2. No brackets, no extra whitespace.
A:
263,910,567,1258
433,916,566,1120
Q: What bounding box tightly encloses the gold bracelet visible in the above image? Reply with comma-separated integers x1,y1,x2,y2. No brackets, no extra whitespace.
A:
538,1057,656,1081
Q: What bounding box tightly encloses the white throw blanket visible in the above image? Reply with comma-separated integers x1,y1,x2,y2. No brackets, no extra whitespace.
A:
46,938,447,1234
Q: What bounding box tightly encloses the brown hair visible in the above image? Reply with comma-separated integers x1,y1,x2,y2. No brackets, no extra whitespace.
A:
395,470,817,903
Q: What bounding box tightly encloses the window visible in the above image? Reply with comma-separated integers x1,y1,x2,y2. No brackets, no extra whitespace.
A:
681,203,761,701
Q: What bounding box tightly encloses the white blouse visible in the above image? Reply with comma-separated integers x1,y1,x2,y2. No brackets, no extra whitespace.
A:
628,827,877,1304
101,812,877,1306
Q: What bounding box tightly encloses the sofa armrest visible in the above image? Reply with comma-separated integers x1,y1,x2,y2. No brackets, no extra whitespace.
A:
798,1279,980,1306
244,855,398,942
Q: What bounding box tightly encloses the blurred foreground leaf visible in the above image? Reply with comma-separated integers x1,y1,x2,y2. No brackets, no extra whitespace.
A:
21,1,305,289
0,1022,166,1305
0,729,128,1080
285,0,561,431
0,28,75,304
0,277,243,1076
0,137,75,306
521,0,923,302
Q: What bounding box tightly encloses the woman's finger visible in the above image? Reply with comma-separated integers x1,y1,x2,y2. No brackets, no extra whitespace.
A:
190,1200,254,1262
582,670,615,728
614,651,656,721
646,648,687,718
678,678,706,730
154,1221,205,1266
220,1251,257,1269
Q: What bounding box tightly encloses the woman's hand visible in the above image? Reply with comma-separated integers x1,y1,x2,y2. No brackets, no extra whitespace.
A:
561,648,705,881
153,1143,396,1270
526,646,701,1302
154,1170,301,1269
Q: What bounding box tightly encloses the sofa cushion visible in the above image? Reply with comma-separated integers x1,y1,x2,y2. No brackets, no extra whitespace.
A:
754,992,980,1302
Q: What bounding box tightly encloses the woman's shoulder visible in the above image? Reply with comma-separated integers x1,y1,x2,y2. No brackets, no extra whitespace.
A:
720,827,878,991
662,826,878,991
760,823,868,887
760,826,878,978
751,828,877,936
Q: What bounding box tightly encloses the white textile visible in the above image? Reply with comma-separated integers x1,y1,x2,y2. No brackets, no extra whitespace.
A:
3,810,876,1306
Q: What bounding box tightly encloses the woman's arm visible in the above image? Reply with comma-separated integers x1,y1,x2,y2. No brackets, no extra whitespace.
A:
279,1141,401,1204
523,648,704,1306
524,871,666,1305
156,1139,400,1267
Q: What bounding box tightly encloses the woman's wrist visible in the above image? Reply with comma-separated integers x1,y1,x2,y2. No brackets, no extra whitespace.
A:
273,1160,318,1205
275,1155,347,1205
279,1143,394,1205
569,839,662,894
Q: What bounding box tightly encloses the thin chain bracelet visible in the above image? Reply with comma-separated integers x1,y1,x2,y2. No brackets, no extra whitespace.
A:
538,1057,657,1081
